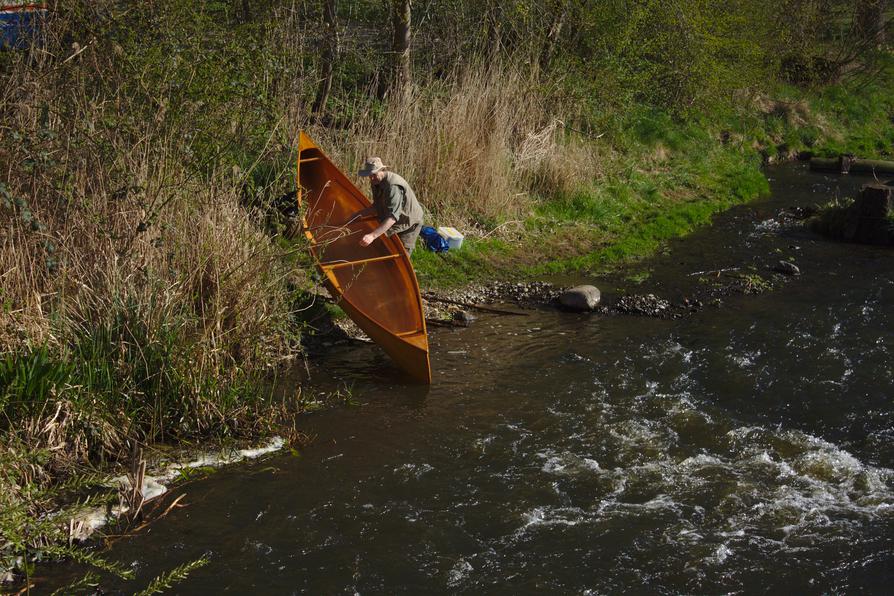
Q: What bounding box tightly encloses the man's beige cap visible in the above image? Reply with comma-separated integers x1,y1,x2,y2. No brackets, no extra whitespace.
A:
358,157,388,177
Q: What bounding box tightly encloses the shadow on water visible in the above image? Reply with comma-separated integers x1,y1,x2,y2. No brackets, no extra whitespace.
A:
42,163,893,594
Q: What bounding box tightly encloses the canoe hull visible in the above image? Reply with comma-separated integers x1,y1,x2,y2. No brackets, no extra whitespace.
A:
297,132,431,383
324,280,431,383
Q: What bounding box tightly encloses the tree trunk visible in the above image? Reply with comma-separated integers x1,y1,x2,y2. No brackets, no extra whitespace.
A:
538,1,569,73
856,0,887,46
391,0,412,92
312,0,338,117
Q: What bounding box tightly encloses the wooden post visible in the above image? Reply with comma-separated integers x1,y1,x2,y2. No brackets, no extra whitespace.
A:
858,184,893,219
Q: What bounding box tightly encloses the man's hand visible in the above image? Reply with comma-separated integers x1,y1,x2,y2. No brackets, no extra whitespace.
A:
360,216,396,247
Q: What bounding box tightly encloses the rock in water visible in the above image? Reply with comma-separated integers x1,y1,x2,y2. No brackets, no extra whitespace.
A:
452,310,476,326
559,285,601,311
773,260,801,276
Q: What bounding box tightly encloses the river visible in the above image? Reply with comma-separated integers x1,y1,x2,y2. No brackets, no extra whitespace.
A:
44,163,893,593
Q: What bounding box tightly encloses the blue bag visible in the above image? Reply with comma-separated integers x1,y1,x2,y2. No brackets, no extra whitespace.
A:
420,226,449,253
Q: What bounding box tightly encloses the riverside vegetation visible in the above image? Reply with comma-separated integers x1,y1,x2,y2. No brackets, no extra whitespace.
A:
1,0,892,587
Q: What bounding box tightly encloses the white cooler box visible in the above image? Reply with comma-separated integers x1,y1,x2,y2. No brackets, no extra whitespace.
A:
437,226,464,250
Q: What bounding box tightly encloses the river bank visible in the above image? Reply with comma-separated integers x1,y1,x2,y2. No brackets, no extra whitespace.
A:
38,160,894,594
308,162,831,354
410,101,894,290
5,87,894,592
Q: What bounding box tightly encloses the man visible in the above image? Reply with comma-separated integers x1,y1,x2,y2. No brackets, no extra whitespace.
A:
353,157,424,254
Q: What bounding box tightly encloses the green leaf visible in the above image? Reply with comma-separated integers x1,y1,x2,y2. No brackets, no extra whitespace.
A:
134,556,209,596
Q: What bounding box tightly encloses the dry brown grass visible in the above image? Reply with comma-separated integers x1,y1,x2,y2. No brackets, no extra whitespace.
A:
0,35,297,374
296,63,596,233
0,8,307,491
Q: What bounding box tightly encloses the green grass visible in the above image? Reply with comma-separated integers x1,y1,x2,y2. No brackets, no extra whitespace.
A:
409,56,893,290
1,306,267,448
411,237,514,288
531,192,746,274
411,115,774,288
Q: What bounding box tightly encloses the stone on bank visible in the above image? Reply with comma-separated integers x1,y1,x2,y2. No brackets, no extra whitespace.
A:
559,285,602,311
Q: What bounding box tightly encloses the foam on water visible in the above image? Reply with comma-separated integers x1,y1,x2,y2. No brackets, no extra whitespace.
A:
446,559,473,587
519,506,590,532
752,218,782,235
538,450,601,475
394,462,434,481
512,369,894,564
706,544,733,565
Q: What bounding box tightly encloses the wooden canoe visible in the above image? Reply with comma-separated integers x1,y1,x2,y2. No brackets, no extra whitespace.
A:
296,132,431,384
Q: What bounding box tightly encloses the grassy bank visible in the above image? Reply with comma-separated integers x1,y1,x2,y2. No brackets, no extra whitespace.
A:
411,72,894,288
1,0,892,585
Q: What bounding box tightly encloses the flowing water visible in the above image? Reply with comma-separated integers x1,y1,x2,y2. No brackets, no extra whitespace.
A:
45,163,893,593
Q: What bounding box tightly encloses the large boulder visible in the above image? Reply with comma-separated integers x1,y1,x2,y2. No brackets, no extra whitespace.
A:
559,285,601,311
844,184,893,245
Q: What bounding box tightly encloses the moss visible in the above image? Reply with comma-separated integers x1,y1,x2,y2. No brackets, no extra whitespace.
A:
809,200,853,238
324,302,347,321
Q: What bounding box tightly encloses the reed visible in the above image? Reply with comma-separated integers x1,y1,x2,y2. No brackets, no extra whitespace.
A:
298,63,596,232
0,5,300,392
